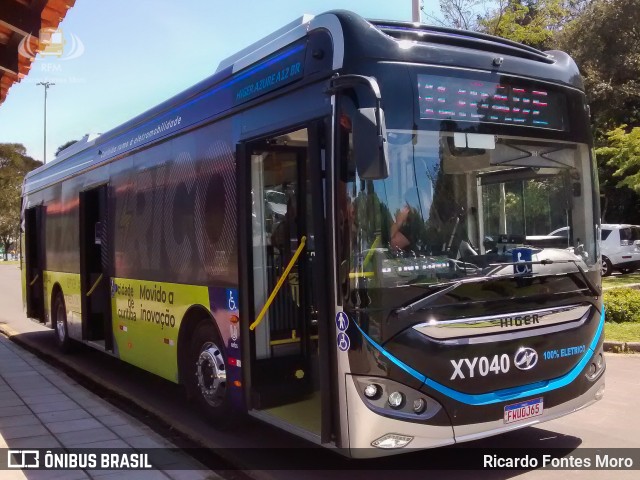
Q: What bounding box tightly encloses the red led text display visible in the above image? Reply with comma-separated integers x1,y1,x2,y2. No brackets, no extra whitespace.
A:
417,74,568,131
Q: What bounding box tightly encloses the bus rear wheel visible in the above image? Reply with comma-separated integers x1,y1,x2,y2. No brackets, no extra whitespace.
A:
53,291,72,352
187,321,233,424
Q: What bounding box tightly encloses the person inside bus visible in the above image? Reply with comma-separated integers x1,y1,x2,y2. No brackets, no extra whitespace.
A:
389,187,427,253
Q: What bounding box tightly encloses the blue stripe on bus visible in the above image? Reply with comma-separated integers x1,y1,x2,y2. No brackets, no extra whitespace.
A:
352,307,604,406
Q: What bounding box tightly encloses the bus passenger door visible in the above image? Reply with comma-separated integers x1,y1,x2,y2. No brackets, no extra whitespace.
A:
24,205,45,322
243,123,331,442
79,185,113,351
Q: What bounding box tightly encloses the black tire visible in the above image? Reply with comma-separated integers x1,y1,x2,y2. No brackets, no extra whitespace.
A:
52,291,72,352
602,256,613,277
185,320,234,425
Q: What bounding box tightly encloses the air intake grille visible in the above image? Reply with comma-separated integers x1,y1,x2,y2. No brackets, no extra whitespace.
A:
371,21,554,64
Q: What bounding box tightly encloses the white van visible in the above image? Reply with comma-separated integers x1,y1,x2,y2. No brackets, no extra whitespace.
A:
548,224,640,276
600,224,640,276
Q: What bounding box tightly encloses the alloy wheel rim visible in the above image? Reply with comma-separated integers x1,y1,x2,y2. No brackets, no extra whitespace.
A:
195,341,227,407
56,302,66,342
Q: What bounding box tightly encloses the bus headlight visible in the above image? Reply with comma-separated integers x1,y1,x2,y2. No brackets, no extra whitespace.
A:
586,347,605,380
388,391,404,409
413,398,426,414
352,376,444,421
364,384,380,399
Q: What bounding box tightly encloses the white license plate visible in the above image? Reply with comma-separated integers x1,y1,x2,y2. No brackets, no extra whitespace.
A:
504,397,544,424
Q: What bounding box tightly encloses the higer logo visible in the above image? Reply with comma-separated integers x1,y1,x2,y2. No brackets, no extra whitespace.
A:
514,347,538,370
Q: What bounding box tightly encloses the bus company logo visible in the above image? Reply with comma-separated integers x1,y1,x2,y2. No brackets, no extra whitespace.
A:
18,27,84,61
514,347,538,371
7,449,39,468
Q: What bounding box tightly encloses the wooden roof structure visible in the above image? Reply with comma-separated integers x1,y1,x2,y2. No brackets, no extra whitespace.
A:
0,0,76,106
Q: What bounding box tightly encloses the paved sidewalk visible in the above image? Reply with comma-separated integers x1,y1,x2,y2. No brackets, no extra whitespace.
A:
0,334,218,480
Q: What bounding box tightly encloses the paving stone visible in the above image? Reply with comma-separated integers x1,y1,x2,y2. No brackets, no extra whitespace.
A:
76,438,130,448
166,470,221,480
0,391,22,402
0,396,24,407
46,418,105,434
15,470,89,480
57,427,119,447
125,435,171,449
0,405,32,417
2,369,43,378
109,423,151,439
88,470,171,480
95,413,130,427
0,413,41,428
0,469,28,480
22,393,72,406
5,434,61,449
12,386,62,396
30,400,79,414
1,423,50,439
38,408,93,424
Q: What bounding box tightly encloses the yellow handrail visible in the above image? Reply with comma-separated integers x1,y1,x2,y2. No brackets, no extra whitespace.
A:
363,235,381,268
86,273,104,297
29,273,39,286
250,236,307,331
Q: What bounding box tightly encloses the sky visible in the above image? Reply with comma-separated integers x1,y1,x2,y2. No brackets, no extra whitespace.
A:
0,0,443,162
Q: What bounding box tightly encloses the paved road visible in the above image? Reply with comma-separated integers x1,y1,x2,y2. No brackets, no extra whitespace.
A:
0,264,638,479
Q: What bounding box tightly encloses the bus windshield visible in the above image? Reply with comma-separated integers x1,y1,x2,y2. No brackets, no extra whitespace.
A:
343,129,598,291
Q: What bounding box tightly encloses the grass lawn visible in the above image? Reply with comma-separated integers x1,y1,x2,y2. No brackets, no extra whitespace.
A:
605,322,640,343
0,260,19,266
603,272,640,288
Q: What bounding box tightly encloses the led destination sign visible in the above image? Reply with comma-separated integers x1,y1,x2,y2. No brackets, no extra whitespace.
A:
417,74,568,131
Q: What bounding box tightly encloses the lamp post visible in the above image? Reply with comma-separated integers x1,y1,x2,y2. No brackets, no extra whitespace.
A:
36,81,54,163
412,0,422,22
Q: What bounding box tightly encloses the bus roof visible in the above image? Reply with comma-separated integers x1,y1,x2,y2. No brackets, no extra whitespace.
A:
24,10,582,195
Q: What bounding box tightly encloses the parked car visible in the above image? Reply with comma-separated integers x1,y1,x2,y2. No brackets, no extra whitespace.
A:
548,224,640,276
600,224,640,276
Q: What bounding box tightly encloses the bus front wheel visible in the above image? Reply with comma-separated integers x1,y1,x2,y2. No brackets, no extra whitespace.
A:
187,321,232,424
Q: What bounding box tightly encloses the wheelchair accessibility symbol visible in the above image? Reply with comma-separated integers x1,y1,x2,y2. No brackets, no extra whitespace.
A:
337,332,350,352
512,248,533,275
226,289,238,311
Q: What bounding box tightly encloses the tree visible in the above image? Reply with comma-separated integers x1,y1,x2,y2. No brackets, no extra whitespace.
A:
0,144,42,260
557,0,640,135
478,0,569,50
427,0,484,30
55,139,78,157
596,126,640,192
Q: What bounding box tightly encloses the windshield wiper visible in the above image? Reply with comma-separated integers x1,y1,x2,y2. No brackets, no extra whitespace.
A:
487,259,601,297
394,281,462,319
540,258,601,297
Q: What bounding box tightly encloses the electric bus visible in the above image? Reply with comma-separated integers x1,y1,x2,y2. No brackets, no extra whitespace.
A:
21,10,605,456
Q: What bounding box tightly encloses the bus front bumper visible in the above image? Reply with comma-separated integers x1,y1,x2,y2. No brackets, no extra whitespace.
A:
345,368,605,457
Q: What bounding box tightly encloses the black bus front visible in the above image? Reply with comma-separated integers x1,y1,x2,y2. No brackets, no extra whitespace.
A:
333,22,604,454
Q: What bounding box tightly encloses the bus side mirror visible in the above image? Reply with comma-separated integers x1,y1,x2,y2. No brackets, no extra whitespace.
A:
352,107,389,180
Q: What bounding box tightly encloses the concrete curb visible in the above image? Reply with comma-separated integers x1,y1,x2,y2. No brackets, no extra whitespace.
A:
603,340,640,353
